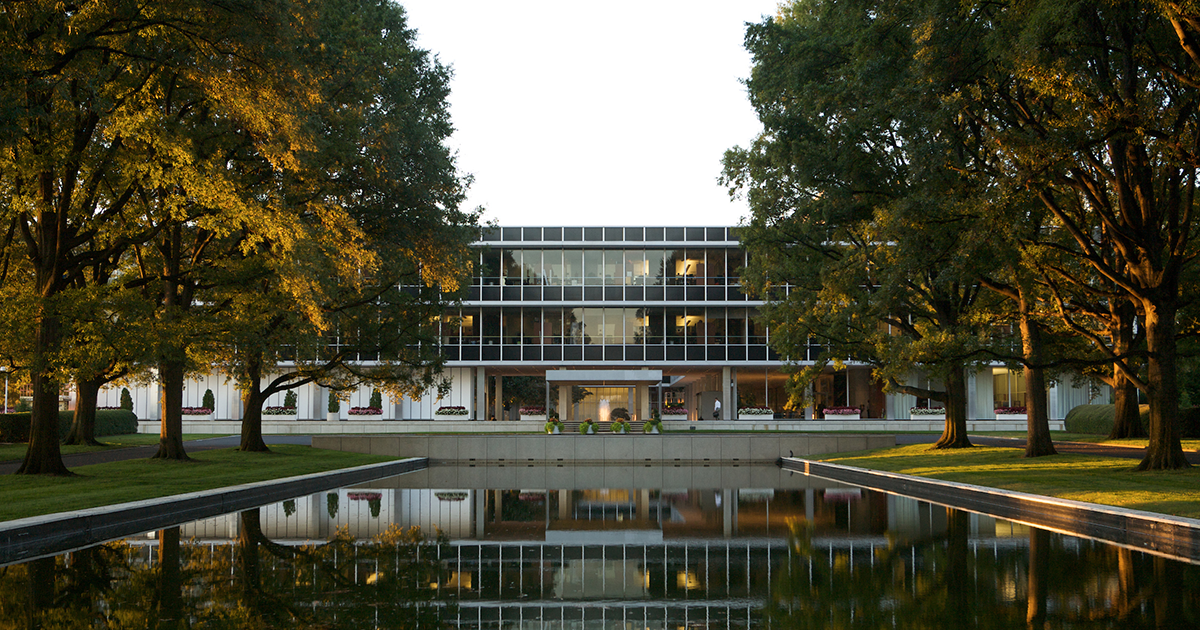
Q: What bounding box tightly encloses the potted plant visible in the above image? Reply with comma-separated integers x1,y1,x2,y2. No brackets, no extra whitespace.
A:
435,405,469,419
611,418,630,434
822,406,861,419
182,404,213,421
738,406,774,420
578,418,597,434
327,392,340,421
910,406,945,420
520,405,548,422
643,410,664,434
994,406,1027,420
544,412,563,434
348,405,384,420
661,405,688,421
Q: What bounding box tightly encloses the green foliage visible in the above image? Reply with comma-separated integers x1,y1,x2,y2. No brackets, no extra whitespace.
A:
327,492,339,520
369,389,382,409
119,388,133,411
610,407,631,421
327,392,340,414
283,390,298,409
202,389,215,411
0,410,137,443
1064,404,1150,436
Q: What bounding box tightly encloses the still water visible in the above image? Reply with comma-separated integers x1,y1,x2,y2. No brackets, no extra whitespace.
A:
2,465,1197,629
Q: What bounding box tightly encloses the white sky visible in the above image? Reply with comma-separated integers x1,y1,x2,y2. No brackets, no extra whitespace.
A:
400,1,782,228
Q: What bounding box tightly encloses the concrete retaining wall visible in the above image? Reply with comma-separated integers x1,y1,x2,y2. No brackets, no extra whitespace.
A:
312,434,894,464
781,458,1200,564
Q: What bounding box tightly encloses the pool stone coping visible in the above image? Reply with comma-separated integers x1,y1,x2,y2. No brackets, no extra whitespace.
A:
783,457,1200,564
0,457,427,566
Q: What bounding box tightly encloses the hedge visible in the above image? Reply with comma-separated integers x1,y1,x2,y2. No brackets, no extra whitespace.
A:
1064,403,1200,438
0,409,138,443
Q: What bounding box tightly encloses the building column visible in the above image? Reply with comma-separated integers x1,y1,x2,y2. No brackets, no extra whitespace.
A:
721,366,732,420
474,368,488,421
637,383,650,422
495,375,504,420
558,385,570,422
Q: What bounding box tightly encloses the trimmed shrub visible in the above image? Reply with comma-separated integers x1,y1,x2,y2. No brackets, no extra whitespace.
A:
284,390,297,408
1064,404,1150,435
328,392,340,413
610,407,631,421
0,409,137,443
369,389,382,409
120,388,134,411
202,388,215,411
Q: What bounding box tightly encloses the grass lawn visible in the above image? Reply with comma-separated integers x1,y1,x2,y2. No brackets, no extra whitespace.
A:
0,434,232,462
823,443,1200,519
0,444,394,522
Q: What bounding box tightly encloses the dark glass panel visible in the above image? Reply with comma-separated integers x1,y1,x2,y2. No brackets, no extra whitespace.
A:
707,346,726,361
480,249,501,285
666,287,684,301
626,227,644,241
646,346,664,361
461,346,480,361
543,346,562,361
523,286,541,300
665,227,685,241
465,286,481,301
503,346,521,361
728,346,746,361
481,308,501,345
441,346,459,361
604,346,623,361
625,346,644,361
706,287,724,301
482,286,501,301
686,346,704,361
748,346,767,361
564,345,583,361
522,347,541,361
646,286,664,301
686,227,705,241
502,286,522,301
645,227,664,241
584,287,603,301
502,227,521,241
604,287,623,301
707,227,726,241
666,345,685,361
625,286,644,301
482,226,501,241
544,286,562,301
482,346,500,361
584,346,603,361
604,227,623,241
564,227,583,241
523,227,542,241
584,227,603,241
686,287,705,301
544,227,563,241
563,286,583,301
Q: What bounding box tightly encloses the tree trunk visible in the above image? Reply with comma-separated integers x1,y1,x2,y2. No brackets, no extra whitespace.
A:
153,358,190,460
239,354,270,452
1020,313,1056,457
157,527,184,624
16,313,70,475
1108,299,1144,439
932,366,972,449
1026,527,1050,627
1137,300,1189,470
64,377,105,446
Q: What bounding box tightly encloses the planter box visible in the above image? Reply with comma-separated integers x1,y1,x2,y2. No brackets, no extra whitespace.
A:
738,413,775,420
996,413,1027,421
262,413,297,420
522,414,547,422
434,414,469,421
824,413,860,420
661,414,687,421
912,414,946,421
182,413,213,421
327,411,339,422
347,413,383,421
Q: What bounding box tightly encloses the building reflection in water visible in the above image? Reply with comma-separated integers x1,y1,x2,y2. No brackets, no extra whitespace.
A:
1,466,1198,629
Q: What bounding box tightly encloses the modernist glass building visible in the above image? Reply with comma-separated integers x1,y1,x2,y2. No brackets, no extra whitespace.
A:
110,226,1102,423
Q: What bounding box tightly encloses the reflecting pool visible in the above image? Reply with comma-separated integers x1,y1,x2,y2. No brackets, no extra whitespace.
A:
2,465,1198,628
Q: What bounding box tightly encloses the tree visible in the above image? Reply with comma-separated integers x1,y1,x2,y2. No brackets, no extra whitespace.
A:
0,0,323,473
724,0,1000,448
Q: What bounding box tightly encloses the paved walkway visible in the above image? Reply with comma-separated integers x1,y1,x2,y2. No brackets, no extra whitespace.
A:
0,436,312,475
3,433,1195,473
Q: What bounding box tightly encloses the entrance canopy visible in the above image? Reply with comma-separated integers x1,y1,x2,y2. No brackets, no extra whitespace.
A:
545,369,663,386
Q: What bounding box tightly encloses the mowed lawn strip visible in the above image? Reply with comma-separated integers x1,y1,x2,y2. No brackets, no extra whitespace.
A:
0,444,396,523
822,444,1200,519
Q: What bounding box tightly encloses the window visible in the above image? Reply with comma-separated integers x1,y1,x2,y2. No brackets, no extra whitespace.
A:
993,368,1026,409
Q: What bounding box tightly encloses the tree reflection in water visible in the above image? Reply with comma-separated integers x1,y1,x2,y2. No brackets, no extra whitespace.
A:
768,507,1200,629
0,516,454,629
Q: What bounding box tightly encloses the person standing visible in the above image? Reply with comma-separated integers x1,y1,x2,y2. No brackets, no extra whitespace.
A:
713,399,721,420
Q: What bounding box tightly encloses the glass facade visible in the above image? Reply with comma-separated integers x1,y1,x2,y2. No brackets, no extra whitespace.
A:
440,227,786,365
